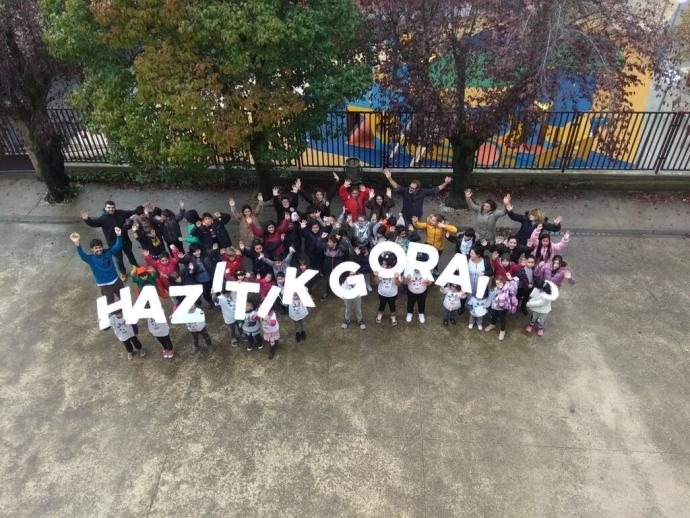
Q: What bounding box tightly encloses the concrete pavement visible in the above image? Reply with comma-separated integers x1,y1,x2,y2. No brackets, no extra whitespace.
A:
0,174,689,517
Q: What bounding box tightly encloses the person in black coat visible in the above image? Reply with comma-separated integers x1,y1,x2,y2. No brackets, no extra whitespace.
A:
191,211,233,252
504,194,562,245
491,235,532,264
81,200,139,276
383,169,452,223
160,201,186,253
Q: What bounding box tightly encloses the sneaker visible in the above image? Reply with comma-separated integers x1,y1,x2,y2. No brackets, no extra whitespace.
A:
296,332,302,342
485,324,496,332
390,315,398,326
443,319,449,326
498,330,506,341
162,350,168,358
191,345,199,354
418,314,426,324
320,294,328,302
230,337,238,346
139,347,146,357
468,322,474,330
405,313,413,323
246,343,254,351
450,319,456,326
341,319,350,329
537,328,544,337
168,349,176,359
300,331,306,341
477,323,483,331
376,314,383,324
258,341,264,350
127,352,134,360
525,324,534,333
358,320,366,330
366,285,373,293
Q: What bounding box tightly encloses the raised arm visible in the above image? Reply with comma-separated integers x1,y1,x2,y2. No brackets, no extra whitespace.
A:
464,190,480,213
382,168,400,189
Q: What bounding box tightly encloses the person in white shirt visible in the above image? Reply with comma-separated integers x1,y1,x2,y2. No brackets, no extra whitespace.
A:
340,271,366,330
240,299,261,351
109,311,146,360
260,309,280,359
215,288,240,346
440,284,466,326
147,317,175,358
403,269,433,324
373,256,401,326
288,293,309,342
186,303,213,354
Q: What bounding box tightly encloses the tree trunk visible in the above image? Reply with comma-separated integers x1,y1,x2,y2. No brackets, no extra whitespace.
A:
249,131,273,197
12,115,70,203
445,133,479,209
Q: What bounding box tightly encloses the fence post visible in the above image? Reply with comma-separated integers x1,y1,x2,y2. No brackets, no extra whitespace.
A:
560,113,582,172
653,112,684,174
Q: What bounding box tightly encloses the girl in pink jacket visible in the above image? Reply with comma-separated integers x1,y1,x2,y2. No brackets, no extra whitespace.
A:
529,224,571,264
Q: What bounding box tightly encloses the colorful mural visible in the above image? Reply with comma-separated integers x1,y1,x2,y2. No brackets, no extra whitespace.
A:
300,57,658,170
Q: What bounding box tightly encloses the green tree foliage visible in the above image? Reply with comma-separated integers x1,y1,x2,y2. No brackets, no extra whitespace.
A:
41,0,370,190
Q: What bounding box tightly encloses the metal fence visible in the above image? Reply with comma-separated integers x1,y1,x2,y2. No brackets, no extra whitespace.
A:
2,108,689,172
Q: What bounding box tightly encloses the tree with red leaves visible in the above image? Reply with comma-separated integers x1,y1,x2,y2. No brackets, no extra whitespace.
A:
363,0,673,205
0,0,72,201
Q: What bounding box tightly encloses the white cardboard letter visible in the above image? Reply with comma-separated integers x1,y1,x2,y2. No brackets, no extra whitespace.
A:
211,261,227,294
169,285,204,324
329,261,367,299
226,281,261,320
404,242,439,281
282,267,318,307
368,242,406,279
126,285,166,325
434,253,472,293
96,287,133,330
257,285,283,318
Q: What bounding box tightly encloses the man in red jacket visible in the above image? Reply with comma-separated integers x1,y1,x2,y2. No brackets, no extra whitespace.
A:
338,178,372,220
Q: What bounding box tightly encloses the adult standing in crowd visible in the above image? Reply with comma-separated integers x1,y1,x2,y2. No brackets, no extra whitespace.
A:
81,200,139,278
383,168,452,223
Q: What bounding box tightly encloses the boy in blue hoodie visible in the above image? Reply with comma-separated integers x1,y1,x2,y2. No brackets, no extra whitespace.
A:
71,227,124,303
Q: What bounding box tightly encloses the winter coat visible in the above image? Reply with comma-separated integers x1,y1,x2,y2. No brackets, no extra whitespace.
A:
395,185,440,222
529,227,570,264
365,197,396,220
413,219,458,251
338,184,371,220
250,217,291,258
84,210,135,246
507,210,561,245
489,279,519,312
191,213,233,250
526,281,560,313
160,209,186,247
466,198,506,242
535,262,576,288
232,201,264,245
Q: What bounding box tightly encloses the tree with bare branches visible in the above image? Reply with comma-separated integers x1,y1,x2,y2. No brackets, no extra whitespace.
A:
0,0,72,201
364,0,673,206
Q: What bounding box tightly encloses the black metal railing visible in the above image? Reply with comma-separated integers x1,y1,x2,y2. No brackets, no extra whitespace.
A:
2,108,689,172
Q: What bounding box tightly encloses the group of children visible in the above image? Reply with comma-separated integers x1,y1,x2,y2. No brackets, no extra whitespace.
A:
73,169,575,361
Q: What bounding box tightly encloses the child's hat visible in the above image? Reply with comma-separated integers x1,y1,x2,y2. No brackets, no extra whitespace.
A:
135,266,149,276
